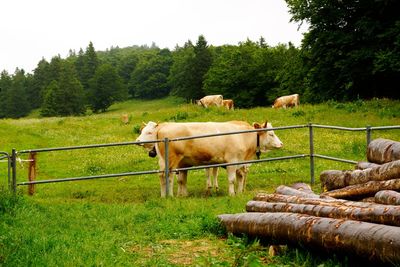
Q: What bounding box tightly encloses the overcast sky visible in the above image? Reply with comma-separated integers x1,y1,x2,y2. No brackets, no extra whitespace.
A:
1,0,308,74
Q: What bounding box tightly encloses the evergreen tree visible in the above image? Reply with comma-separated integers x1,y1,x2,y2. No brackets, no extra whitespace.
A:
41,61,86,116
40,80,59,117
190,35,212,100
81,42,99,91
0,71,12,118
3,69,30,118
88,64,127,112
31,58,51,108
129,49,172,99
168,42,196,101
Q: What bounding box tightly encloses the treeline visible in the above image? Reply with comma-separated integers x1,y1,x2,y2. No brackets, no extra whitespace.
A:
0,0,399,118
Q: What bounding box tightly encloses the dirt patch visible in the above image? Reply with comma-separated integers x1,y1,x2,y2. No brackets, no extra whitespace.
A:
130,238,232,265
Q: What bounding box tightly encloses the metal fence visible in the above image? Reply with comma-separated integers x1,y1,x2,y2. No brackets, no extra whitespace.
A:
4,123,400,194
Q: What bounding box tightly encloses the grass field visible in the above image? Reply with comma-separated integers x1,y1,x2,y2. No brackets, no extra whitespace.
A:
1,97,400,266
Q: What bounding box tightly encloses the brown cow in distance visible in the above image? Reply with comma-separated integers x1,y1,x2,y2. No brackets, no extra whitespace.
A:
272,94,300,109
222,99,234,110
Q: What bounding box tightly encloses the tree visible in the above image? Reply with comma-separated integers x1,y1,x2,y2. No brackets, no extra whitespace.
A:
2,69,30,118
40,80,59,117
0,70,12,118
286,0,400,101
80,42,99,91
129,49,172,99
41,61,86,116
87,64,127,112
168,42,195,101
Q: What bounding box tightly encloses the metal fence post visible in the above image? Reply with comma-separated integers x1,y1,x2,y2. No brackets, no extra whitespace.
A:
164,137,169,197
366,125,372,147
309,124,315,184
11,148,17,193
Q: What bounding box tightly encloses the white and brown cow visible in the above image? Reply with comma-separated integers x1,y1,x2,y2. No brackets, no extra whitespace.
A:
272,94,300,109
196,95,223,108
136,121,220,194
136,121,283,197
222,99,234,110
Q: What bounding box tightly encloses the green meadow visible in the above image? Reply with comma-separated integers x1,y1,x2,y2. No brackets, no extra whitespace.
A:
1,97,400,266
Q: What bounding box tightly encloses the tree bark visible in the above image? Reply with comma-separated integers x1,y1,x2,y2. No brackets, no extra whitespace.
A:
320,160,400,191
275,185,320,198
254,193,392,209
356,161,380,170
374,190,400,205
367,138,400,164
218,212,400,264
246,200,400,226
289,182,314,194
321,178,400,200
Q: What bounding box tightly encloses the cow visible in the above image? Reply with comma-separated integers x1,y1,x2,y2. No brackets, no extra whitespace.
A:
222,99,234,110
137,120,283,197
136,121,220,194
196,95,223,108
272,94,300,109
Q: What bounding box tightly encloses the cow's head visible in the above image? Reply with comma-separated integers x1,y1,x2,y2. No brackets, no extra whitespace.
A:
135,121,158,155
253,121,283,152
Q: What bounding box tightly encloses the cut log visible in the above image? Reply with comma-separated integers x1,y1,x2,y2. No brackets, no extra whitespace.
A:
320,160,400,191
320,178,400,200
367,138,400,164
246,200,400,226
218,212,400,264
289,182,314,194
374,190,400,205
254,193,393,209
275,185,320,198
356,161,381,170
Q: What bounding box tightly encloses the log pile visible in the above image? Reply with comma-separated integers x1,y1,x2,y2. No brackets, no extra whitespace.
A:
320,138,400,200
218,183,400,264
218,139,400,264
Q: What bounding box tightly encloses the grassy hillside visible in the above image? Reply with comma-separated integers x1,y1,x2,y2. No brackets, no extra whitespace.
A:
1,97,399,266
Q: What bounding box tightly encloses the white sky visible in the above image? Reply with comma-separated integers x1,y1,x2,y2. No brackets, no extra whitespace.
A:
0,0,307,74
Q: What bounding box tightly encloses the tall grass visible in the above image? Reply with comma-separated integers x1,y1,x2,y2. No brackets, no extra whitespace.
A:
0,97,399,266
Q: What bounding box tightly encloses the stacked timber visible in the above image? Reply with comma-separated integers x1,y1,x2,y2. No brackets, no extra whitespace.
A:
218,183,400,264
218,139,400,263
320,138,400,200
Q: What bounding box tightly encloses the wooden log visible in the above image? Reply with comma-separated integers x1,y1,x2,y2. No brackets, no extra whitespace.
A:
275,185,320,198
218,212,400,264
367,138,400,164
320,160,400,191
356,161,380,170
374,190,400,205
320,178,400,200
254,193,392,209
289,182,314,194
246,200,400,226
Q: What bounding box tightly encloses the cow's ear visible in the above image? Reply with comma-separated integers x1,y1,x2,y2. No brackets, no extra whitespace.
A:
253,122,261,129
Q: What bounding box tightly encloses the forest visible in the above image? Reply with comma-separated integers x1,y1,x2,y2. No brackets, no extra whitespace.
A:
0,0,399,118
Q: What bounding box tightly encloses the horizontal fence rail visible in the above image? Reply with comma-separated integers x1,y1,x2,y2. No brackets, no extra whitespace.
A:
5,123,400,194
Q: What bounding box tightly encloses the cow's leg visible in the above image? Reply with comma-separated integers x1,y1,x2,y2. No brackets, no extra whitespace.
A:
177,170,188,197
236,166,248,193
159,172,166,197
205,168,212,194
168,171,174,197
212,167,219,192
158,158,167,197
226,166,236,196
